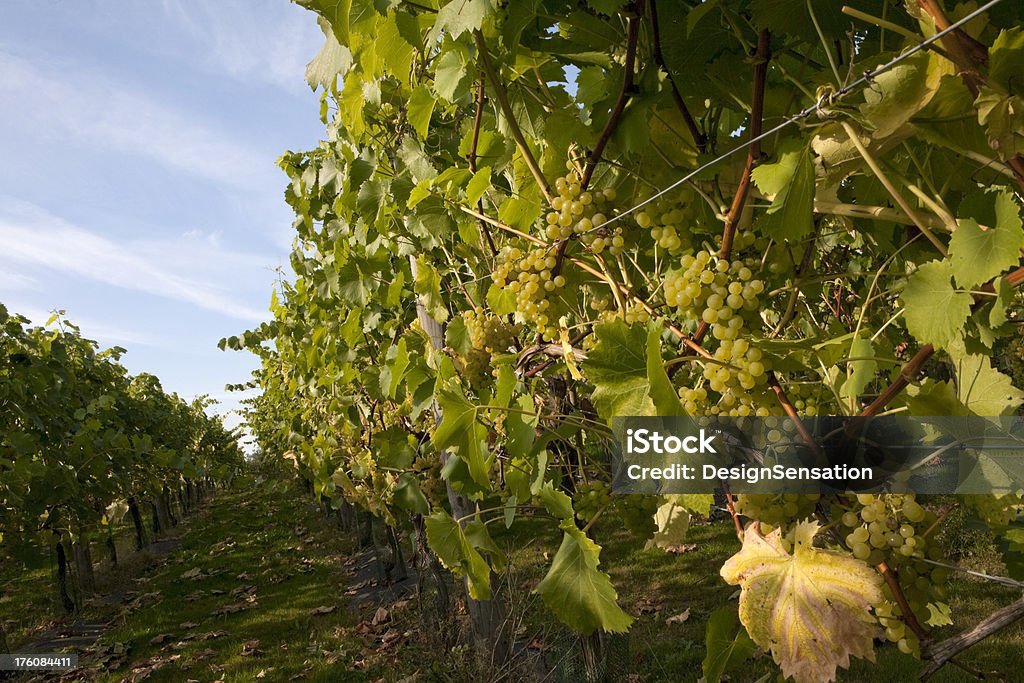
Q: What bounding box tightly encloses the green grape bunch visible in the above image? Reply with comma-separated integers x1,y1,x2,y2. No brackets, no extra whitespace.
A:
835,493,949,658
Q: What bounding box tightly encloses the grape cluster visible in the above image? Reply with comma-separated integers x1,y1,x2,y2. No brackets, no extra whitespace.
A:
593,302,653,326
662,247,763,328
574,480,612,523
617,494,660,537
634,207,696,253
458,348,492,387
733,493,820,526
492,246,568,341
453,310,518,388
838,494,931,565
964,494,1024,526
834,493,948,657
572,482,659,537
544,174,631,257
785,382,823,416
662,247,779,416
413,451,445,507
462,308,518,354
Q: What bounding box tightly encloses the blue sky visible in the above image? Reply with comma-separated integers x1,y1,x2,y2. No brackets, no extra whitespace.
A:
0,1,326,437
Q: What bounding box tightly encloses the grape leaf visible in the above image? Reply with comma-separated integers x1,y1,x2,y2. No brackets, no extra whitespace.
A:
904,379,969,416
900,260,971,350
297,0,353,45
434,387,490,487
428,0,495,43
585,0,625,15
497,193,542,232
535,519,634,634
991,277,1013,328
433,49,472,102
751,139,802,195
668,493,715,517
751,141,815,241
407,85,436,140
424,510,493,600
953,352,1024,416
537,482,573,520
647,502,690,550
949,214,1024,289
840,335,875,408
393,473,429,514
583,320,656,421
444,314,472,354
413,255,449,322
687,0,721,36
926,602,953,627
703,606,756,683
988,27,1024,91
859,53,940,139
375,14,415,82
305,17,352,91
382,339,410,399
646,323,685,416
720,521,882,683
466,166,492,204
976,89,1024,159
945,419,1024,494
298,0,378,48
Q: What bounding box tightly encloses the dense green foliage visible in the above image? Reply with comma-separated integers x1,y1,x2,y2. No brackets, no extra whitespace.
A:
0,304,244,591
228,1,1024,680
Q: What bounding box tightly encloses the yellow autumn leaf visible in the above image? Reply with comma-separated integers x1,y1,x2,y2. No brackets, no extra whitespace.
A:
720,520,883,683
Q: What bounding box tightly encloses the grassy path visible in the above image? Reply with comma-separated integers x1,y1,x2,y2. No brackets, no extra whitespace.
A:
7,483,1024,682
20,485,421,683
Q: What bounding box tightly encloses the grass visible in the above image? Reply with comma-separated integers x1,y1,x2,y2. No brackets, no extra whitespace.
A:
2,486,1023,682
87,487,394,682
487,511,1024,682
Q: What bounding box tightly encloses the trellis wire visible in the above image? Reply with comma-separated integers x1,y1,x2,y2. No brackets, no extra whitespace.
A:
592,0,1009,232
918,557,1024,591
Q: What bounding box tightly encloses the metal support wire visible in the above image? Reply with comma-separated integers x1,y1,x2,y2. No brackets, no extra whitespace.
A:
589,0,1008,233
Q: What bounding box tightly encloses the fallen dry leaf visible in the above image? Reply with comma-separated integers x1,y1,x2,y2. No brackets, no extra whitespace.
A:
311,605,337,616
230,584,256,598
665,608,690,625
197,631,228,640
665,543,698,554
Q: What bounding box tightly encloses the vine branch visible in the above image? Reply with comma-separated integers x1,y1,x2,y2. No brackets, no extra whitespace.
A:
719,29,771,262
684,30,771,352
859,264,1024,417
913,0,1024,192
648,0,706,153
580,1,644,189
921,595,1024,679
475,30,553,203
468,76,499,257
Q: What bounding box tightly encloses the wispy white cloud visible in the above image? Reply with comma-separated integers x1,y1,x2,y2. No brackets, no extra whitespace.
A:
0,201,269,322
0,50,274,190
160,0,321,92
5,302,162,349
0,270,38,292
